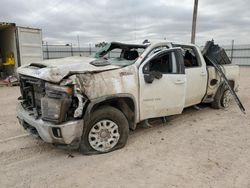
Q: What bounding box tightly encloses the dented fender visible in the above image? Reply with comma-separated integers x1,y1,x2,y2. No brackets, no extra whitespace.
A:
83,93,138,130
74,65,139,99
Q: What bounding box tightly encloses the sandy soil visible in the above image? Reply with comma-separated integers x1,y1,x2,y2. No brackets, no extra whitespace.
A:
0,67,250,188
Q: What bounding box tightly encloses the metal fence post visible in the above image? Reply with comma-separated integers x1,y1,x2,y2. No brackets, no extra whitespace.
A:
231,40,234,63
71,43,73,56
89,44,91,56
46,42,49,59
77,35,81,56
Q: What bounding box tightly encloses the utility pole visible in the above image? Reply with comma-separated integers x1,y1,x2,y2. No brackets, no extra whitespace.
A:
191,0,199,44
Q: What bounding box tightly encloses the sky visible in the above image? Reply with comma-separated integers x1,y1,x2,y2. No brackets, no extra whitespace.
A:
1,0,249,47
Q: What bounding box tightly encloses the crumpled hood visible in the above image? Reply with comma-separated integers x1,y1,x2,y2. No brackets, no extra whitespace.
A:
17,56,121,83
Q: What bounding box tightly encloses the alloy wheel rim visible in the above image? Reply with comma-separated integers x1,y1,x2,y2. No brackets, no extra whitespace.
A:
88,120,120,152
222,90,231,108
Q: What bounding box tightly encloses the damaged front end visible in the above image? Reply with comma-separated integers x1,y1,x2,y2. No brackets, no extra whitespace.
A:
17,75,88,148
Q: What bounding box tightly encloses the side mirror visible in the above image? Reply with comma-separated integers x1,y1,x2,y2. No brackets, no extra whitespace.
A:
144,71,163,84
144,73,154,83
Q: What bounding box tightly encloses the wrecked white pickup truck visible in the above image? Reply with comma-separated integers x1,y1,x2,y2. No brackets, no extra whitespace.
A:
17,40,242,154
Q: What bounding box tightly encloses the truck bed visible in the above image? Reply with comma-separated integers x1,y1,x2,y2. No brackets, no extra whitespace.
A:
203,64,239,103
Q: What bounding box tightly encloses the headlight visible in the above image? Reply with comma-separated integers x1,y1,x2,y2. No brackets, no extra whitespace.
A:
45,83,73,97
41,97,71,123
41,83,73,123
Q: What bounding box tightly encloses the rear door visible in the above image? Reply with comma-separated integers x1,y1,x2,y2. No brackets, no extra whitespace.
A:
139,48,187,120
16,27,43,66
173,44,208,107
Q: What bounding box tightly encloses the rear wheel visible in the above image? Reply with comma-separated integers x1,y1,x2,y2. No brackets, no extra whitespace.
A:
79,106,129,155
221,89,232,108
212,85,232,109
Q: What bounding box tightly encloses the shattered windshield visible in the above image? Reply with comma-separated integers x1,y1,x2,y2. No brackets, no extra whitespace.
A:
92,42,148,66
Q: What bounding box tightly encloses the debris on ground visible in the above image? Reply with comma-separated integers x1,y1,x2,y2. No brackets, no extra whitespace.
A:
0,75,19,87
67,153,75,158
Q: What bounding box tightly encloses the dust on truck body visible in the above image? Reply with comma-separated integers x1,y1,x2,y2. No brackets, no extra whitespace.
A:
16,41,240,154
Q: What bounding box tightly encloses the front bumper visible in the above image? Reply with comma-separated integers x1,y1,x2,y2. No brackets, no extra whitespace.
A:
17,102,83,145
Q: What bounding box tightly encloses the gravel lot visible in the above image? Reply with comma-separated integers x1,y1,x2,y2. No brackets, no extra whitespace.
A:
0,67,250,188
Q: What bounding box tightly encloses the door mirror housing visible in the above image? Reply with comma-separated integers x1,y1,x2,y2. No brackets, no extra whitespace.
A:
144,71,163,84
144,72,155,83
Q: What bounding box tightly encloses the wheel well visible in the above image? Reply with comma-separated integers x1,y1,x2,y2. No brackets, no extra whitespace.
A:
218,80,234,91
228,80,235,89
90,97,136,130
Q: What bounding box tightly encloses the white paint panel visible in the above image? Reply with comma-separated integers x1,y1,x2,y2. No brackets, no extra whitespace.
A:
17,27,43,65
139,74,187,120
184,67,207,107
138,49,187,120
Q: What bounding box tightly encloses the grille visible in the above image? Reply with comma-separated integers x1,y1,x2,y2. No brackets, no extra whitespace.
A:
19,76,45,116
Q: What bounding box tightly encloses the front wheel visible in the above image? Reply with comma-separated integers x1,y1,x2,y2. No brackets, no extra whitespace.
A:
79,106,129,155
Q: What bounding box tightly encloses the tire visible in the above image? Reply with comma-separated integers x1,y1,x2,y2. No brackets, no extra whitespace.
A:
211,85,231,109
79,106,129,155
220,89,232,108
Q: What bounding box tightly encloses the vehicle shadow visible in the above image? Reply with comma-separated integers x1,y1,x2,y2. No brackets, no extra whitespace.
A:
128,103,212,140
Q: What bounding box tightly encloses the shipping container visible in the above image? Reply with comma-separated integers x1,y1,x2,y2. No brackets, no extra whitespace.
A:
0,22,43,76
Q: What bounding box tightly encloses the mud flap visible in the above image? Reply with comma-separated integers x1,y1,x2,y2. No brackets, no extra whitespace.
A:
203,41,245,114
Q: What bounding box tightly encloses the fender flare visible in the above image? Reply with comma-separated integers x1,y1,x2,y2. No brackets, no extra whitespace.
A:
83,93,138,130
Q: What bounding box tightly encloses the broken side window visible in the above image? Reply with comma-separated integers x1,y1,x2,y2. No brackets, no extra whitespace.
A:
173,44,201,68
149,52,175,74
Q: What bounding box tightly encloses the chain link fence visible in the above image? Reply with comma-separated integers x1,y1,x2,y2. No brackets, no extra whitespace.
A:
43,43,250,66
223,43,250,66
43,44,97,59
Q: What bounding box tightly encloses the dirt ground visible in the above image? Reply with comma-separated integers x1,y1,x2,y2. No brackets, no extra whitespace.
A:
0,67,250,188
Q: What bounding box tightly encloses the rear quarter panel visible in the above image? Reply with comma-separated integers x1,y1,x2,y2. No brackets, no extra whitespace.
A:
204,65,239,102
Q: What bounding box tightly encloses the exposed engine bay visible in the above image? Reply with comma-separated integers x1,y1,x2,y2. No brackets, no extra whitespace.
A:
19,75,86,124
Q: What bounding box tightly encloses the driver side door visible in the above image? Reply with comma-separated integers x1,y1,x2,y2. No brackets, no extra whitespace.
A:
139,48,187,120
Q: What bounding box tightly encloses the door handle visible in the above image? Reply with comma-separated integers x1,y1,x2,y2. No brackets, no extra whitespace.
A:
175,79,185,84
200,71,206,76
